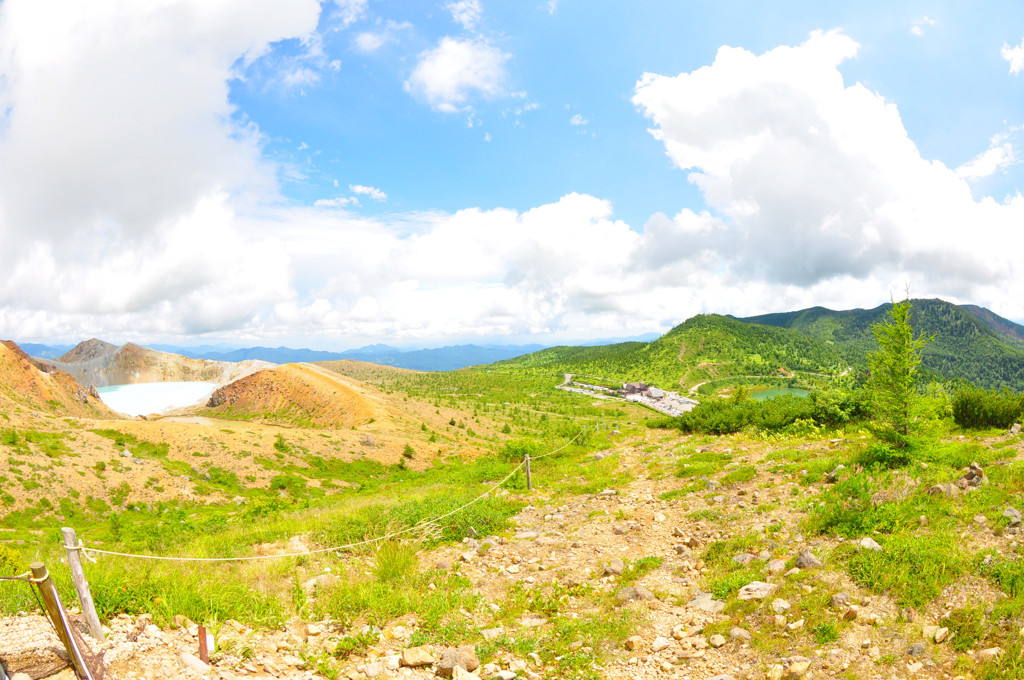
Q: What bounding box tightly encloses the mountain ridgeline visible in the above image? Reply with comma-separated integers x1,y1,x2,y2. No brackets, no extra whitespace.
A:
742,299,1024,390
500,315,847,390
500,299,1024,392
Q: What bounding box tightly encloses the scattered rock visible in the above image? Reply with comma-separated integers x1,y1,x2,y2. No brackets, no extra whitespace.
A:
825,465,845,483
958,463,987,489
616,586,656,604
786,657,811,677
689,592,726,613
179,652,212,675
858,537,883,552
978,647,1003,662
738,581,777,600
1010,423,1022,436
604,558,625,576
934,627,949,643
927,483,959,498
709,634,726,648
401,646,434,667
651,636,671,652
771,598,791,614
1004,507,1022,527
625,635,643,651
766,559,787,573
732,552,757,566
730,627,751,642
907,642,926,656
437,646,480,677
795,549,822,569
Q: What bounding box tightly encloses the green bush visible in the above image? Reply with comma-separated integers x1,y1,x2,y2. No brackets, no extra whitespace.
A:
0,545,22,576
953,387,1024,429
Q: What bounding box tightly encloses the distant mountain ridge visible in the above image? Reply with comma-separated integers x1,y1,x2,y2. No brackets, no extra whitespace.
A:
32,340,265,389
154,343,547,371
739,299,1024,390
500,299,1024,392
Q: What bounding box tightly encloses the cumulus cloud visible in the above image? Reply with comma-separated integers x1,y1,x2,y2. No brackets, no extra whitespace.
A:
0,0,321,248
404,37,511,112
632,29,1024,308
1003,39,1024,74
349,184,387,201
445,0,482,31
569,113,587,126
957,133,1017,179
2,8,1024,347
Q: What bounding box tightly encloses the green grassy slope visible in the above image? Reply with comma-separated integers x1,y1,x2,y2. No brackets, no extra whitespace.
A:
742,298,1024,390
500,315,847,390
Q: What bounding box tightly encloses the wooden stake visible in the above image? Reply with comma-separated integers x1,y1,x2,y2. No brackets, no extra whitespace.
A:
62,527,104,641
30,562,94,680
198,624,208,663
525,454,532,491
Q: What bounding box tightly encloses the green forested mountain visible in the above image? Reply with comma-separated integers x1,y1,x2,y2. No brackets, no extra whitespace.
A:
741,299,1024,390
500,314,846,390
499,299,1024,392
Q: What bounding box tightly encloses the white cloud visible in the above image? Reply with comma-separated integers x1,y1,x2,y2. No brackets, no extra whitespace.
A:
355,31,387,52
353,20,412,53
957,134,1017,179
3,10,1024,347
331,0,367,28
0,0,319,245
445,0,482,31
569,113,587,126
546,0,559,15
1003,39,1024,74
632,29,1024,307
910,16,935,37
314,196,358,208
404,37,511,113
349,184,387,201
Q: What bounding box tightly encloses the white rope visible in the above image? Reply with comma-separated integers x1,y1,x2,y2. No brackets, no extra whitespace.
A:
79,429,584,563
524,428,584,460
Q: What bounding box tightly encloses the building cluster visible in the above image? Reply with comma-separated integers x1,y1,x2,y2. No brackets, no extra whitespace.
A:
559,378,697,416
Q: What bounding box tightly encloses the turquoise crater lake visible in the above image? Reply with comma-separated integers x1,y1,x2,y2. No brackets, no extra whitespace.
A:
97,382,217,416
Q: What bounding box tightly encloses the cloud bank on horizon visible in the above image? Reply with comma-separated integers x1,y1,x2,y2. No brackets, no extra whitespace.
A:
0,0,1022,347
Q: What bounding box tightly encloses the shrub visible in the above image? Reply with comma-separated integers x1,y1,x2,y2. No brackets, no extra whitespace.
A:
664,395,816,435
0,545,21,576
952,387,1024,429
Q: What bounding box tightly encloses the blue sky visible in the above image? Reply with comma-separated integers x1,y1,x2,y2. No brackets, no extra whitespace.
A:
240,1,1024,225
1,0,1023,349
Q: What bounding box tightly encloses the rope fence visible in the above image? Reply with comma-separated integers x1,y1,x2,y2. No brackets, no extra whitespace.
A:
75,427,585,564
2,428,586,679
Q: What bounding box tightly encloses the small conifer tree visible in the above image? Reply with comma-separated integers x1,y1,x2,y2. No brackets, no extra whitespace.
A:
867,297,933,447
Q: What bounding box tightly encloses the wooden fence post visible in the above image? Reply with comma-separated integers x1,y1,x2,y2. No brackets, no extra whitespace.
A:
62,527,104,641
525,454,532,491
30,561,95,680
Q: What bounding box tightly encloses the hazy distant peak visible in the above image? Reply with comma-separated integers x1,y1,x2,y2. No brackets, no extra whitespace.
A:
58,338,119,363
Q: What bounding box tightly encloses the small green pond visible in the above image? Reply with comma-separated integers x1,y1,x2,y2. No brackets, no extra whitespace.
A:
748,387,811,401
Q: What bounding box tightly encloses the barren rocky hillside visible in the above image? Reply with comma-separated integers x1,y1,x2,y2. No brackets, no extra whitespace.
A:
7,428,1023,679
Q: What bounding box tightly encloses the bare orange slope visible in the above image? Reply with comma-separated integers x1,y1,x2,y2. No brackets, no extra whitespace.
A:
203,363,377,428
0,341,116,417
